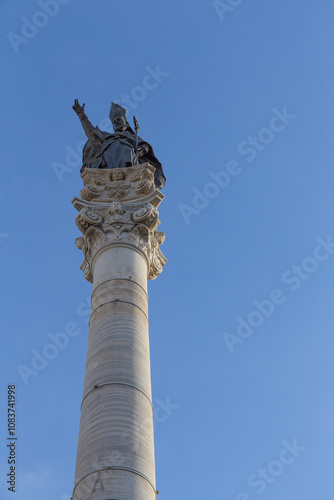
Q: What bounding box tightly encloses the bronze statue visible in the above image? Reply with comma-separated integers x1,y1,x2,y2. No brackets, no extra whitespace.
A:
72,100,166,189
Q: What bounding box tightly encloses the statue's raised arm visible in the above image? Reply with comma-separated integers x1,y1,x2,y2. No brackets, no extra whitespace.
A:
72,99,103,145
72,99,86,116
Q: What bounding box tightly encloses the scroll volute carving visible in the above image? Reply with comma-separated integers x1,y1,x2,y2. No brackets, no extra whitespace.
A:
79,164,156,204
73,183,166,283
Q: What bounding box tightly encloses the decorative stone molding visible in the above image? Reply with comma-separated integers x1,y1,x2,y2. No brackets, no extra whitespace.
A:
76,163,163,206
73,165,166,282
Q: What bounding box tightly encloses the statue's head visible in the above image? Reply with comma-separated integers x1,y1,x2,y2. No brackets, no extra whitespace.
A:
110,102,129,132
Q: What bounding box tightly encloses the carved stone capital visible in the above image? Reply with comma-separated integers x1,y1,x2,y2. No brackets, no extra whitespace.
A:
73,166,166,282
74,163,164,206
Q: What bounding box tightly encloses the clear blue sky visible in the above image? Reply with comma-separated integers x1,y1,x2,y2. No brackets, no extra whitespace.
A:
1,1,334,499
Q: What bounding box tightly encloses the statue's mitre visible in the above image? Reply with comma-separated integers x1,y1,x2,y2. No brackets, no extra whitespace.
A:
109,102,127,122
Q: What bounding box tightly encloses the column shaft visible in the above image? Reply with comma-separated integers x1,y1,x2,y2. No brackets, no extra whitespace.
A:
73,245,156,500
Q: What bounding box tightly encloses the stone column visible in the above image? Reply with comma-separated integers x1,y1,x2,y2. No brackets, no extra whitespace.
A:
71,164,166,500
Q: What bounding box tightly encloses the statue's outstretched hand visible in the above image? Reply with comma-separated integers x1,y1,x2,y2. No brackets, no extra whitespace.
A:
73,99,85,115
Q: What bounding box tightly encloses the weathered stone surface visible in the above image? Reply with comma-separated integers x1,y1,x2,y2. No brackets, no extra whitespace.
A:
72,165,166,500
73,164,167,283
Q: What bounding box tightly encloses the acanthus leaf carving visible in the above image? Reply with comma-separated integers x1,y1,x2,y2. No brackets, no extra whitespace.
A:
86,226,107,255
129,224,151,256
73,167,166,282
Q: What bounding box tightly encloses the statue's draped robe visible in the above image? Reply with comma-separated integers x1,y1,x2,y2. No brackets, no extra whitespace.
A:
79,114,166,189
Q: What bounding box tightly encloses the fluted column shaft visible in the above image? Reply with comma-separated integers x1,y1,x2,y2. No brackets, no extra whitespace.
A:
72,165,166,500
73,244,156,500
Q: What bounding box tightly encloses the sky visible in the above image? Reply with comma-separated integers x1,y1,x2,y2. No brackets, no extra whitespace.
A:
1,0,334,499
